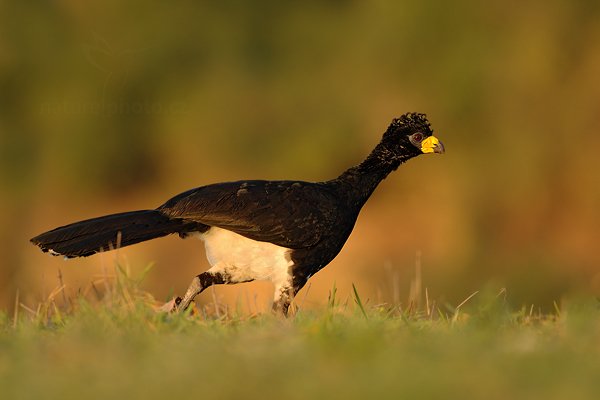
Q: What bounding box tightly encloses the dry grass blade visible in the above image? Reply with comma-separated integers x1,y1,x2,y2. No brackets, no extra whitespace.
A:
12,289,19,329
452,291,479,323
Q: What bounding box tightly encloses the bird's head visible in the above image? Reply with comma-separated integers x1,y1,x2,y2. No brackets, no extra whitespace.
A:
382,113,445,159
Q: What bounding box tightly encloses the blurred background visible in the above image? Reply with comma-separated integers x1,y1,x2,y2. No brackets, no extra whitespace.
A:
1,0,599,313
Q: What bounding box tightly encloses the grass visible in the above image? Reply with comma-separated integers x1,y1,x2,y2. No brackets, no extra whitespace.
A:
2,265,600,400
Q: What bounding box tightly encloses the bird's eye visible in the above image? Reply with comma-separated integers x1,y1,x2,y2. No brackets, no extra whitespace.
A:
411,133,423,142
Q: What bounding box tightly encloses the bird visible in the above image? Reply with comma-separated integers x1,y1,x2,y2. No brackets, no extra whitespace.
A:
30,112,444,315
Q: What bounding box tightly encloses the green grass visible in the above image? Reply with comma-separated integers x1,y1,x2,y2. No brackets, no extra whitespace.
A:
2,267,600,400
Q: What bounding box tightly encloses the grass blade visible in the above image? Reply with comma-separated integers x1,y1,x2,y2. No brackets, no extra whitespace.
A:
352,283,368,320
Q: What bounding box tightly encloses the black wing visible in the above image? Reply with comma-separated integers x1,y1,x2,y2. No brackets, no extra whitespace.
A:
158,180,340,249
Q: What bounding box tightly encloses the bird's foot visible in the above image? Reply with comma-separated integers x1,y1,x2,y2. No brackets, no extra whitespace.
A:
156,296,183,313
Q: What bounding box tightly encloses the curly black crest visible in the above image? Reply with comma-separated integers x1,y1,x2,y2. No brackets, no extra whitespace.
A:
389,112,433,135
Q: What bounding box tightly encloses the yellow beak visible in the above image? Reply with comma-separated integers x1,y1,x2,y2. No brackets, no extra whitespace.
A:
421,135,445,154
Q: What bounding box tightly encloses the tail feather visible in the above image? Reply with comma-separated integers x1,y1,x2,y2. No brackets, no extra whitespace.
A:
30,210,197,258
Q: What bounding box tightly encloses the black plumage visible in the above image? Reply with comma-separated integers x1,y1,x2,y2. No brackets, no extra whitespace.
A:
30,112,444,315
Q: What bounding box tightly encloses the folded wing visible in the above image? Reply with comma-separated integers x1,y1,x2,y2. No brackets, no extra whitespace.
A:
158,180,339,249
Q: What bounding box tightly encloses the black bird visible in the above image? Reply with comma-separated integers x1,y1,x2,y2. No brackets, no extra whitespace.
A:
31,113,444,315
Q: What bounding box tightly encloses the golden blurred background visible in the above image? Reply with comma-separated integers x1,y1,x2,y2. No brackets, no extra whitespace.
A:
1,0,599,312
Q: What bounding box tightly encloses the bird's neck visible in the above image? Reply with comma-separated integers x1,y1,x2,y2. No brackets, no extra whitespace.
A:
333,142,413,207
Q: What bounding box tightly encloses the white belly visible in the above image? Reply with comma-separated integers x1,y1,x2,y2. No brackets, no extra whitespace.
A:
197,227,294,291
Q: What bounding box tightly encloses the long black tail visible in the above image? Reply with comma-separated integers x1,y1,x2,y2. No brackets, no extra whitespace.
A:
30,210,198,258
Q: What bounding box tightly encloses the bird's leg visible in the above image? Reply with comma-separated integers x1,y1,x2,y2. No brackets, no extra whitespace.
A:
175,271,226,312
272,285,294,317
174,276,201,312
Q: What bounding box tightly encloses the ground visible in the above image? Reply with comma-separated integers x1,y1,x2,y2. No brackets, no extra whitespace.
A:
1,267,600,400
